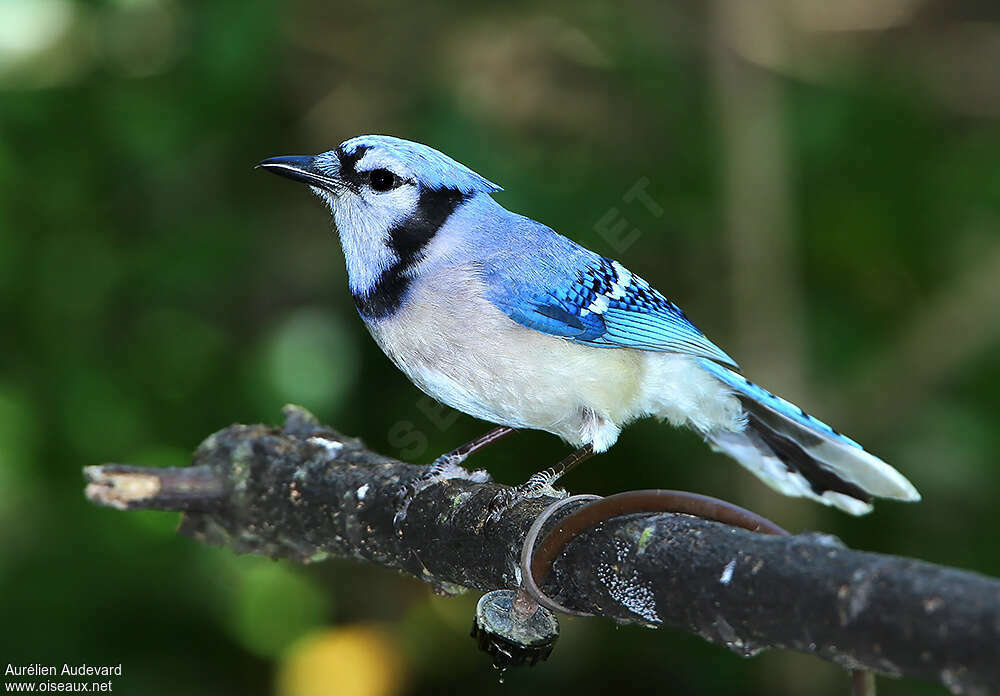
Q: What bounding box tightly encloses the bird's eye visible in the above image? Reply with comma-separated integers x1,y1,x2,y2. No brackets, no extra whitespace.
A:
368,169,399,193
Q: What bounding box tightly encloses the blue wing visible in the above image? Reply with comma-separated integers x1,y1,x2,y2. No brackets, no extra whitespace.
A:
484,253,739,368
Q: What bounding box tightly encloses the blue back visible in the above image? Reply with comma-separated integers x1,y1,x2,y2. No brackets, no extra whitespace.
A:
454,196,739,368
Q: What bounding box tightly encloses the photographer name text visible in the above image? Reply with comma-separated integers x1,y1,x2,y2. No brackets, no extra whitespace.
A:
5,666,121,679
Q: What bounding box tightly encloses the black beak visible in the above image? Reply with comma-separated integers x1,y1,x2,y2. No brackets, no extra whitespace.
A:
256,155,341,191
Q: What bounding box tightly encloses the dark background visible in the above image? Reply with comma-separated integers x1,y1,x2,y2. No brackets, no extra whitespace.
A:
2,1,999,694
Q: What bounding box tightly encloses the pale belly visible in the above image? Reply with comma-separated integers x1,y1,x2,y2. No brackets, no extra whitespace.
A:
364,267,742,451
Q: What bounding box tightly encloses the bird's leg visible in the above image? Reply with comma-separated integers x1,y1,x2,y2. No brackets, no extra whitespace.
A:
487,444,596,523
429,425,518,471
393,426,516,530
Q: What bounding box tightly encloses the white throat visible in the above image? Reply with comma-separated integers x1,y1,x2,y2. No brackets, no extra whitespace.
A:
318,186,418,295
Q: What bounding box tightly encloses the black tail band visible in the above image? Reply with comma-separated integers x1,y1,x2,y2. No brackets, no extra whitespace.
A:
744,410,873,503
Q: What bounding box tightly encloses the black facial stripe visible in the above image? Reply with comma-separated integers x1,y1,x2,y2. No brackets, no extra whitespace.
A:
387,186,467,261
336,144,370,189
745,410,873,503
353,271,412,321
352,186,468,321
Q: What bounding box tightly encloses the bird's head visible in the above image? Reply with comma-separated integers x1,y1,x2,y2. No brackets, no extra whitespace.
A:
258,135,501,312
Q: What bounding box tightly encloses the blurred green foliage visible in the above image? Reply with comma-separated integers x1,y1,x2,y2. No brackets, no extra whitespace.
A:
2,1,999,694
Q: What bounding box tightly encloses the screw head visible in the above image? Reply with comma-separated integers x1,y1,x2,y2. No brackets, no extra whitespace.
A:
470,590,559,669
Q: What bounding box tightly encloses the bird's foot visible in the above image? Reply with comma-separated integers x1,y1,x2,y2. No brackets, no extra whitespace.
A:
393,454,491,532
485,469,568,524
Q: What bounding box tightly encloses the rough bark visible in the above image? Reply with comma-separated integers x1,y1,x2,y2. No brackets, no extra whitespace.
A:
83,406,1000,695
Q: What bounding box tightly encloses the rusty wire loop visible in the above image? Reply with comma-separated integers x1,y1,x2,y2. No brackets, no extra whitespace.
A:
517,494,603,618
516,489,874,696
517,489,791,616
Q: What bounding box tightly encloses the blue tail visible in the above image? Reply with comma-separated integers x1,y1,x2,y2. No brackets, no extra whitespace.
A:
698,358,920,515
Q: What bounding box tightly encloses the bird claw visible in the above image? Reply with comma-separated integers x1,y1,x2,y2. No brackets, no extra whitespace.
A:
393,455,491,532
484,480,568,524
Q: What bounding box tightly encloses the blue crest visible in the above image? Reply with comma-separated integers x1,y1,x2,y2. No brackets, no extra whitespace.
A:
337,135,502,196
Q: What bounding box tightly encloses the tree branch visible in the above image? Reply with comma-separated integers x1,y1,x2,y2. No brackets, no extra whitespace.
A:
84,406,999,695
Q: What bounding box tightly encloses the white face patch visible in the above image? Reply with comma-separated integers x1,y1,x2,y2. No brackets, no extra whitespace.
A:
353,149,415,183
355,174,419,212
320,174,420,296
313,135,499,306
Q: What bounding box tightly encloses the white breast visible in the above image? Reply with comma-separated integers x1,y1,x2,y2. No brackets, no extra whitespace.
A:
366,264,743,451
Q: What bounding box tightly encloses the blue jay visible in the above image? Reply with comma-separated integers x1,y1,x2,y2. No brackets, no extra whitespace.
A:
258,135,920,517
